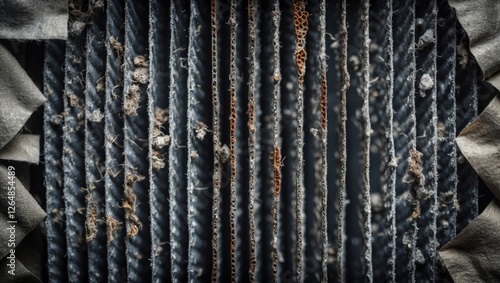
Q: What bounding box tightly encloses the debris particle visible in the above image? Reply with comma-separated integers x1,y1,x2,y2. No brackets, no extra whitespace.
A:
85,202,99,242
349,55,361,71
123,172,144,238
219,144,230,164
52,208,65,226
402,233,412,250
124,85,141,116
96,78,105,93
415,249,425,265
389,157,398,168
310,128,320,140
152,150,166,170
132,55,149,84
195,122,209,140
51,115,63,125
403,149,425,187
155,108,169,125
371,193,384,213
109,36,124,55
67,92,79,107
369,42,379,54
416,29,434,50
152,134,170,149
106,216,121,242
133,55,149,68
125,172,145,184
70,21,86,35
273,73,281,82
190,150,199,160
88,109,104,122
133,67,149,85
437,121,446,141
411,204,421,219
419,73,433,97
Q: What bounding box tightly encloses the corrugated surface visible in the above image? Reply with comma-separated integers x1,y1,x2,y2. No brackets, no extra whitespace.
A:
43,0,482,282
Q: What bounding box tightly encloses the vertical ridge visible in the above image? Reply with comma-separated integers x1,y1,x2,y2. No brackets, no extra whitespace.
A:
360,1,373,281
148,0,171,281
247,0,259,280
84,1,108,281
318,0,328,281
123,0,151,281
62,1,89,281
292,0,309,281
271,1,282,282
338,0,350,281
279,1,298,280
44,40,68,283
414,0,438,280
229,0,238,281
210,0,220,282
393,1,417,281
303,0,322,281
368,1,393,281
104,0,127,281
186,0,213,281
256,1,275,280
168,0,190,281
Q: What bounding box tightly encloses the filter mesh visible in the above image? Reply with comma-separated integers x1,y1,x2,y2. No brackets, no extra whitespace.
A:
44,0,480,282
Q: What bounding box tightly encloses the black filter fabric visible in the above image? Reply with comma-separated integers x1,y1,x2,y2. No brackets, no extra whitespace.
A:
43,0,481,282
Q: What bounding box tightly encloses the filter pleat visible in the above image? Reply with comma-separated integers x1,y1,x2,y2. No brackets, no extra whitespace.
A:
62,1,89,281
44,40,68,283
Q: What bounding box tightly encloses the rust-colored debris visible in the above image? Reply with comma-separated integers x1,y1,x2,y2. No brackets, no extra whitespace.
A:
273,146,282,198
320,72,328,129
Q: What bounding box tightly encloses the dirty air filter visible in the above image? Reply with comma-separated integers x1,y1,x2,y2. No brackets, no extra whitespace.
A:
42,0,485,282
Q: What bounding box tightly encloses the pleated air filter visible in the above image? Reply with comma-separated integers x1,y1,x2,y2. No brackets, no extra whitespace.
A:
43,0,481,282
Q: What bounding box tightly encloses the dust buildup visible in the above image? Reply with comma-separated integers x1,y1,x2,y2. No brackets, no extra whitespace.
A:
404,149,425,220
124,84,141,116
219,144,230,164
96,77,105,93
51,115,63,125
190,150,199,160
151,108,169,170
152,132,170,149
123,172,144,238
404,149,425,187
88,109,104,122
416,29,435,50
133,55,149,85
419,73,434,97
70,21,86,35
109,36,124,56
106,216,121,242
85,202,99,242
67,92,80,107
195,121,209,140
152,150,166,170
310,128,320,140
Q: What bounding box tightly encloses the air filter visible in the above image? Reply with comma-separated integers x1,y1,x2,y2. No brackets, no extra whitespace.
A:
42,0,484,282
